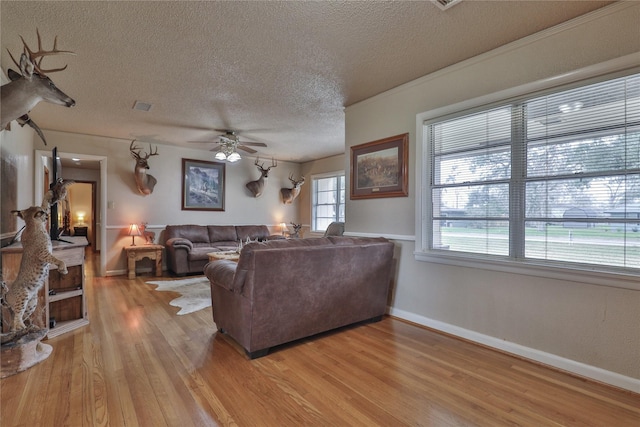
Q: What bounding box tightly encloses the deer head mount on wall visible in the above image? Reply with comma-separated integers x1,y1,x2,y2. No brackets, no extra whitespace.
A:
246,157,277,198
130,140,159,196
0,30,76,146
280,173,305,204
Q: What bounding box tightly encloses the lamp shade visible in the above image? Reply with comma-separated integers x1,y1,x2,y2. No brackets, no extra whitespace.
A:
128,223,142,246
214,151,227,160
128,223,142,236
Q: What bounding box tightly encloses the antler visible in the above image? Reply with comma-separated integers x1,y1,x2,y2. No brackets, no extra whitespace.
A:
288,173,304,185
255,157,277,172
7,29,75,75
130,140,158,160
146,144,159,158
130,140,143,160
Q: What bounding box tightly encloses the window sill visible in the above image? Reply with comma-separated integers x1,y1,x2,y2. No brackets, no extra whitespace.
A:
414,251,640,291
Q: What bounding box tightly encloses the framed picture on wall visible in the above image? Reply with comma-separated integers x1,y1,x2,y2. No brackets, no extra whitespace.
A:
350,133,409,199
181,158,226,211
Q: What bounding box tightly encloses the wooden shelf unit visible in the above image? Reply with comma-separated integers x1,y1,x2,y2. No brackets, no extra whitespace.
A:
1,237,89,339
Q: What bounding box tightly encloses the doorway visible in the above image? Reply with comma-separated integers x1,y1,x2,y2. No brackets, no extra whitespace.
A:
35,150,107,276
67,181,97,248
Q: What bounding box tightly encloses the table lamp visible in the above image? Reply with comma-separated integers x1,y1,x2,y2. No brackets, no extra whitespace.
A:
280,222,288,236
128,223,142,246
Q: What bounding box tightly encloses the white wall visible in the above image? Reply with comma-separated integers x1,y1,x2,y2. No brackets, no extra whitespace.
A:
345,3,640,391
41,130,302,274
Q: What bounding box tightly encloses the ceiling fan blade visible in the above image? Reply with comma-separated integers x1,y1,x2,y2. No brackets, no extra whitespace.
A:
187,140,216,144
238,141,267,147
237,145,258,154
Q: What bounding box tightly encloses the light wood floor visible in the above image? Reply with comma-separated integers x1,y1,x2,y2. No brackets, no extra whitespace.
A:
1,251,638,427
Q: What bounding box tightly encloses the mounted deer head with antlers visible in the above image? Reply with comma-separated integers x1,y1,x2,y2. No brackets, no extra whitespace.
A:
280,173,305,204
130,140,159,196
0,30,76,144
246,157,277,198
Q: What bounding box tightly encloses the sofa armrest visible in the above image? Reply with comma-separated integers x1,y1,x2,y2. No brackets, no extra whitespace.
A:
205,260,239,292
165,237,193,251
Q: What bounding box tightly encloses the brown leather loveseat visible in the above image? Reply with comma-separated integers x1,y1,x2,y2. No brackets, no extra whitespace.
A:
204,236,395,358
164,224,279,276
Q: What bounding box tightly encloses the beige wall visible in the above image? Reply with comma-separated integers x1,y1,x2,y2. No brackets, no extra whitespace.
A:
344,3,640,390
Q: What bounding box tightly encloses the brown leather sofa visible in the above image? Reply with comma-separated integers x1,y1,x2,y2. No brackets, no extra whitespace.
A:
164,225,280,276
204,236,395,358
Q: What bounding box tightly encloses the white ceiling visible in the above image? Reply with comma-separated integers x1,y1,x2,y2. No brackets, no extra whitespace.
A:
1,1,614,163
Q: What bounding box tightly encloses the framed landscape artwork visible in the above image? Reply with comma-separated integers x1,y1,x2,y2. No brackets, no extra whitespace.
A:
350,133,409,199
181,158,225,211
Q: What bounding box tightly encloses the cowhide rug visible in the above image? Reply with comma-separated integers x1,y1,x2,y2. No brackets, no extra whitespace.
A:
146,277,211,315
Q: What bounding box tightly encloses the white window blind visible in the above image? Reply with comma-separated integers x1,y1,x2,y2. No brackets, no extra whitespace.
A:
427,72,640,271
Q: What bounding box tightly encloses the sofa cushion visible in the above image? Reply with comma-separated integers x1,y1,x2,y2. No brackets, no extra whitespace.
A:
166,225,210,244
208,226,238,243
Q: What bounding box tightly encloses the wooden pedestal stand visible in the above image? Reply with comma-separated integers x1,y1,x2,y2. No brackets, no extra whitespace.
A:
1,329,52,378
0,237,88,377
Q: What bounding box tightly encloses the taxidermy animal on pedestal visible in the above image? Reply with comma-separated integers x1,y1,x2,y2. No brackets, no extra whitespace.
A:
1,179,73,343
1,207,67,342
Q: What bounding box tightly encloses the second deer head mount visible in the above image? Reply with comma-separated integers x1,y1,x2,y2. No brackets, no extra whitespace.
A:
281,173,305,204
130,140,159,196
246,157,277,198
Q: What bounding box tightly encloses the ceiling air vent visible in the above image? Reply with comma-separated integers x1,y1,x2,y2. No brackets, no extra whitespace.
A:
432,0,462,11
132,100,152,112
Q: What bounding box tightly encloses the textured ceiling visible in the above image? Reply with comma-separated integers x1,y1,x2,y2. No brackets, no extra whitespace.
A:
1,1,614,163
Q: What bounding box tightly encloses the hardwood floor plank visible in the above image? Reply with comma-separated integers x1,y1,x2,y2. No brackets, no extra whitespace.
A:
1,250,638,426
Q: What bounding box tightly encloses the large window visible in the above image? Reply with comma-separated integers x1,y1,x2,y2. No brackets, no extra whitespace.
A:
425,72,640,273
311,172,345,232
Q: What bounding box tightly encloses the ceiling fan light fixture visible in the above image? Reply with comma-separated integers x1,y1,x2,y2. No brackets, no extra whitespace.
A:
227,151,241,162
215,151,227,161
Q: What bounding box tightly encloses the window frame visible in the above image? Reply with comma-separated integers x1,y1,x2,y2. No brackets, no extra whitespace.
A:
310,170,345,233
415,57,640,291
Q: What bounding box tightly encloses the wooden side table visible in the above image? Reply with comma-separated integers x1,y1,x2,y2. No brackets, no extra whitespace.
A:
124,244,163,279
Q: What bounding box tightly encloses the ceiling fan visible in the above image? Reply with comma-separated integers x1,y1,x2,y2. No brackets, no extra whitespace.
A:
188,130,267,159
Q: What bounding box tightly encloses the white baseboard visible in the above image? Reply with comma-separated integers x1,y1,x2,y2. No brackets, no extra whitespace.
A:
106,269,127,277
388,307,640,394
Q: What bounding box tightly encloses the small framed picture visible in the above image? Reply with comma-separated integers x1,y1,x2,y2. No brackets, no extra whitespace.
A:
350,133,408,199
181,158,225,211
